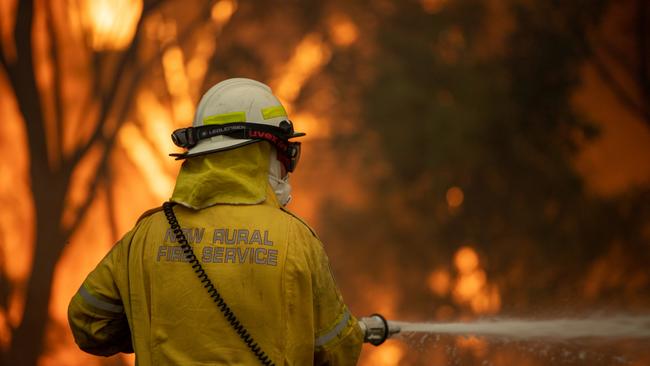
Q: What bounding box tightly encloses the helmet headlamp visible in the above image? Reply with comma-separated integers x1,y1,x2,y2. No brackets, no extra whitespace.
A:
170,121,303,172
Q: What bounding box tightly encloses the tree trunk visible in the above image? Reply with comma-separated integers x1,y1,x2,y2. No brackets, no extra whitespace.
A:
6,173,69,366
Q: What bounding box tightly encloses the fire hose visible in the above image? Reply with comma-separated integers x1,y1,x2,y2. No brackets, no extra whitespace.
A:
358,314,401,346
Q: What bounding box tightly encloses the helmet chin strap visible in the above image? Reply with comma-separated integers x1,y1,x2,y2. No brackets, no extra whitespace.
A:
268,148,292,206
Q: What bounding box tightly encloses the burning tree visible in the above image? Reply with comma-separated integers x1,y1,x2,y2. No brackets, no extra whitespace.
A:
0,0,357,364
0,1,176,364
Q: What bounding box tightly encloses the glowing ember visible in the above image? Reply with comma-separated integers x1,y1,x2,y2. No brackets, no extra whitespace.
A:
446,185,464,208
427,268,451,297
211,0,237,25
454,246,478,274
456,335,488,358
364,342,405,366
328,13,359,47
420,0,449,14
451,247,501,314
470,284,501,314
453,269,487,302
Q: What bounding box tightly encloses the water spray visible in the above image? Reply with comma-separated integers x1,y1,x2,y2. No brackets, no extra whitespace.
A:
358,314,650,345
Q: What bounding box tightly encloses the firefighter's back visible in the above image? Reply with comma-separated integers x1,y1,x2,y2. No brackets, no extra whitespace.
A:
68,78,363,366
124,201,318,365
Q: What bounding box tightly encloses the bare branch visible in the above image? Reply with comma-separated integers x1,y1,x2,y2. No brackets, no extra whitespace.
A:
63,8,211,240
74,53,102,141
589,44,650,126
45,1,65,160
0,237,10,312
104,167,119,242
0,1,8,73
63,145,112,241
143,0,166,14
4,3,57,361
65,2,213,238
9,0,49,173
593,36,637,79
68,39,141,169
636,0,649,119
64,73,143,239
64,60,141,240
0,46,7,74
68,0,172,169
0,27,9,73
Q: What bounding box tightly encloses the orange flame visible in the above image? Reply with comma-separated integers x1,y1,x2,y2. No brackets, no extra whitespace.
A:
162,45,195,123
427,268,451,297
363,342,405,366
118,122,175,200
272,33,332,105
211,0,238,25
420,0,449,14
328,13,359,47
446,186,464,209
74,0,143,50
454,246,479,274
452,246,501,314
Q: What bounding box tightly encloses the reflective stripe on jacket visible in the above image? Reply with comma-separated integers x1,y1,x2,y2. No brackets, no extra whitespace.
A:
68,143,363,365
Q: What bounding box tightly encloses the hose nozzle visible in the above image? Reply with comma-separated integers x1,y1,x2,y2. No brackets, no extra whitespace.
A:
358,314,401,346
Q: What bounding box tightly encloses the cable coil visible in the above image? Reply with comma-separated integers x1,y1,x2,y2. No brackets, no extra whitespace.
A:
162,202,275,366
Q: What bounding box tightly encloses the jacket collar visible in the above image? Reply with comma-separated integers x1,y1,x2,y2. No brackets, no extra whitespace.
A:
170,142,276,210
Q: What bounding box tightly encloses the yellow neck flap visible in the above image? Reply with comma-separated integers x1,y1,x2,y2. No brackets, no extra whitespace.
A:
170,142,271,209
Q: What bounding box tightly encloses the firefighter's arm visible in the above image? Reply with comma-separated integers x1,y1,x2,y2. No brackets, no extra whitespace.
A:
310,241,364,366
68,236,133,356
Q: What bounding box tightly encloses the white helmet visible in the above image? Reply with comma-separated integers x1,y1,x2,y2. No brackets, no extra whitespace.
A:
170,78,305,172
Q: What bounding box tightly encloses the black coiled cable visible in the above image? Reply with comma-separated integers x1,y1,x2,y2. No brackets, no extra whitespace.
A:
162,202,276,366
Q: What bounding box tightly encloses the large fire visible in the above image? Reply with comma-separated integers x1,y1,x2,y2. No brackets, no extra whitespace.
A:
0,0,649,365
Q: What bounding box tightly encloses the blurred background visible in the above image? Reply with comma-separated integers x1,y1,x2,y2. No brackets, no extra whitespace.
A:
0,0,649,365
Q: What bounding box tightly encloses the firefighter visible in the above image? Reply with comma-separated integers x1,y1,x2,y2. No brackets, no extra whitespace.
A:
68,78,364,365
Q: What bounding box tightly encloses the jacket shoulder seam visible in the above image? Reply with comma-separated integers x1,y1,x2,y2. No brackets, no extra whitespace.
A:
279,207,319,239
136,206,164,224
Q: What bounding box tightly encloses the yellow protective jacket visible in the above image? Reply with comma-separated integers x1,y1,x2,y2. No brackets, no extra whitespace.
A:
68,143,363,365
